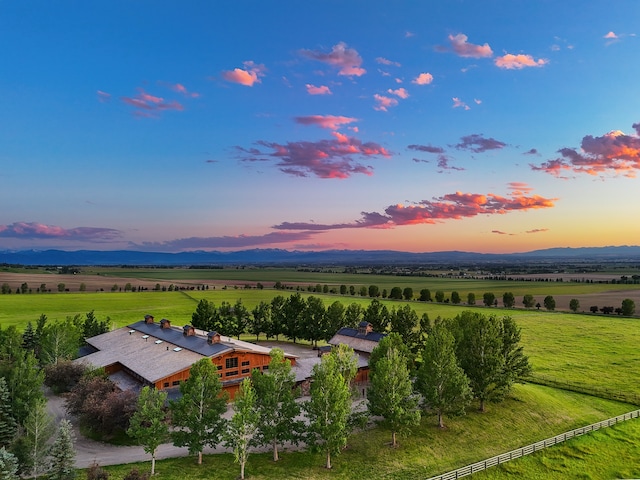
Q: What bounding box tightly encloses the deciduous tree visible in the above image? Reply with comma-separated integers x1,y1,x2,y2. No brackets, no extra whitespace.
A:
127,387,168,475
569,299,580,313
522,294,535,308
622,298,636,316
502,292,515,308
544,295,556,311
224,379,259,480
23,399,54,480
483,292,496,307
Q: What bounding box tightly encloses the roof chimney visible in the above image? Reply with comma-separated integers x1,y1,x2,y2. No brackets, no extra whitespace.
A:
207,331,221,345
358,321,373,336
160,318,171,329
144,314,155,324
183,325,196,336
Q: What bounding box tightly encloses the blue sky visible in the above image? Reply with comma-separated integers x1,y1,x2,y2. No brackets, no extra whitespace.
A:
1,1,639,253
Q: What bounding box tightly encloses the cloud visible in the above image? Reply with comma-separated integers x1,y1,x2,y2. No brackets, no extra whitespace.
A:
134,231,316,252
507,182,534,194
439,33,493,58
0,222,121,242
604,31,618,39
455,134,507,152
96,90,111,102
294,115,358,130
526,228,549,234
474,98,482,105
495,53,548,69
373,94,399,111
299,42,366,76
171,83,200,98
376,57,401,67
523,148,539,155
387,87,409,99
408,144,445,154
492,230,512,235
120,88,184,117
236,134,390,179
273,188,556,230
412,72,434,85
305,84,332,95
221,61,266,86
452,97,470,110
531,123,640,178
437,155,465,171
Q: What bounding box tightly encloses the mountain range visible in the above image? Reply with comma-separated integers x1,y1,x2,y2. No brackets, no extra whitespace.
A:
2,246,640,266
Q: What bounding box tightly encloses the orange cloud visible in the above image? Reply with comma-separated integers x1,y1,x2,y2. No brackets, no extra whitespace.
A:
273,188,556,230
305,84,332,95
121,88,184,116
171,83,200,98
412,72,433,85
531,123,640,178
294,115,358,130
299,42,366,76
440,33,493,58
495,53,548,69
373,94,399,111
221,61,266,86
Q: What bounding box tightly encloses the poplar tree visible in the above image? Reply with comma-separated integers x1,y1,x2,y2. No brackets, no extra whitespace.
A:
304,349,352,469
251,348,302,462
23,399,55,480
416,322,472,428
127,387,168,475
224,379,259,480
170,359,228,465
368,340,420,447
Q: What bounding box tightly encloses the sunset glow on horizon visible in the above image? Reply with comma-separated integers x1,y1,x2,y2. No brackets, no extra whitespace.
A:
1,1,639,254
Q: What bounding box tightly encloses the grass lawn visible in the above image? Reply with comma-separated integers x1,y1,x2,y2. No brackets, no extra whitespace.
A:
97,383,635,480
473,416,640,479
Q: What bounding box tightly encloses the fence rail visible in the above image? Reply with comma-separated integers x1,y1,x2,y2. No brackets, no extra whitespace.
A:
525,374,640,406
425,409,640,480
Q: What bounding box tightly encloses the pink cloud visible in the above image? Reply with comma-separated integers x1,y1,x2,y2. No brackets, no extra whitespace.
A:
455,134,507,152
531,123,640,178
495,53,548,69
299,42,366,76
0,222,121,242
373,94,399,111
273,188,556,230
452,97,470,110
507,182,534,194
121,88,184,116
294,115,358,130
236,134,390,179
171,83,200,98
604,31,618,39
387,87,409,99
376,57,401,67
440,33,493,58
221,61,266,86
412,73,433,85
305,84,332,95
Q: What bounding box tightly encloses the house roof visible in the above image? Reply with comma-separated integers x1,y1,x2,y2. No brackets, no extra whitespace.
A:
327,327,386,353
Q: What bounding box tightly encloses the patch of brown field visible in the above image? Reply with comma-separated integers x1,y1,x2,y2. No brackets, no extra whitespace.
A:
0,272,232,293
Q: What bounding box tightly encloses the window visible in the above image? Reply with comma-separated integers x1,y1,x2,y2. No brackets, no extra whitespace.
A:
163,382,169,388
241,368,250,374
241,360,250,366
225,370,238,377
172,380,180,386
226,357,238,369
217,365,222,370
262,365,269,371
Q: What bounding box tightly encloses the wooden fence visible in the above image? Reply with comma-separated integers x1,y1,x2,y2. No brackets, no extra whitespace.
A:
425,409,640,480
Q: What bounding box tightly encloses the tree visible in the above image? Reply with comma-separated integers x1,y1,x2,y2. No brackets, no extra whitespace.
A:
21,323,36,352
369,333,413,375
434,290,445,303
467,292,476,305
23,399,55,480
57,283,65,293
367,341,420,447
590,305,599,314
402,287,413,301
304,350,352,469
48,419,75,480
79,283,86,292
0,447,19,480
303,296,326,348
229,299,250,339
502,292,515,308
81,311,110,341
389,305,420,353
362,299,389,332
622,298,636,316
416,321,472,428
224,379,259,480
127,387,169,475
344,303,363,328
358,286,368,297
389,287,403,300
419,289,432,302
324,301,345,341
7,351,45,425
522,294,535,308
0,378,17,450
339,285,347,295
0,284,11,295
269,296,286,341
368,285,379,298
283,293,305,343
191,299,220,332
251,348,302,462
569,299,580,313
500,316,532,390
451,291,461,304
249,301,270,341
170,359,228,465
452,312,505,412
483,292,496,307
544,295,556,311
39,319,82,366
44,360,87,394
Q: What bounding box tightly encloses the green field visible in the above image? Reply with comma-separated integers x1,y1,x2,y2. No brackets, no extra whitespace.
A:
99,384,635,480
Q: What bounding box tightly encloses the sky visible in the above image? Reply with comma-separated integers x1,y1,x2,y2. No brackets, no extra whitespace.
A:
1,1,640,254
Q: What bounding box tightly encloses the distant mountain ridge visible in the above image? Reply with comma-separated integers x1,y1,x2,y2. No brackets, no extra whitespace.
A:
1,245,640,266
